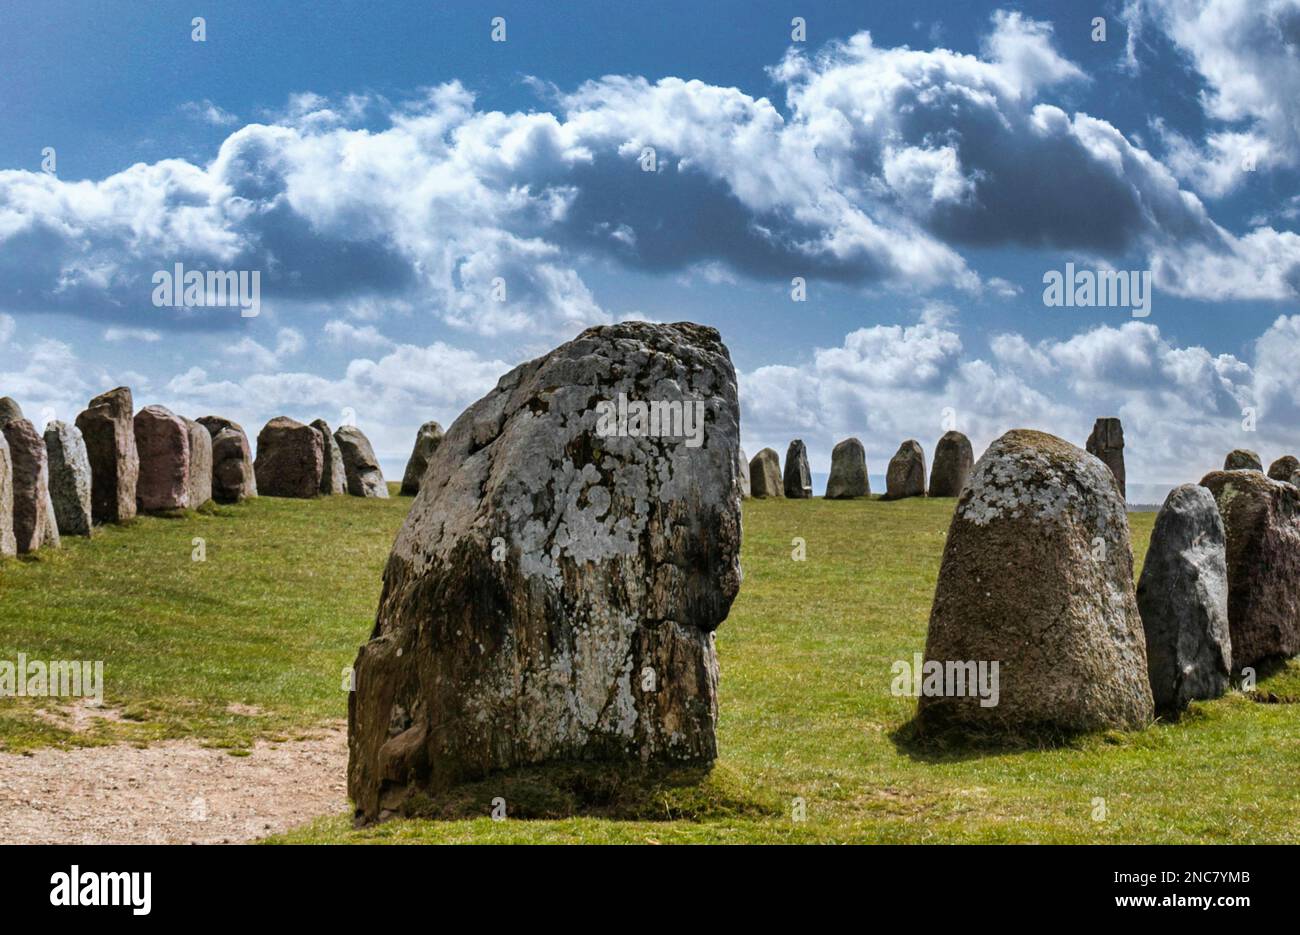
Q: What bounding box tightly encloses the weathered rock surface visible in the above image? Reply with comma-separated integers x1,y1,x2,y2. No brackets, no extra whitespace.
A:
749,448,783,498
335,425,389,498
1085,417,1126,498
1199,470,1300,669
199,417,257,502
825,437,869,498
917,429,1153,737
347,321,742,822
883,440,926,500
1224,449,1262,471
254,417,322,499
399,421,444,496
1136,485,1231,715
2,418,59,553
0,397,23,425
43,421,93,537
311,419,347,496
183,418,212,508
75,387,138,524
929,431,973,498
783,439,812,499
133,405,191,512
0,433,13,557
1267,455,1299,482
737,447,751,499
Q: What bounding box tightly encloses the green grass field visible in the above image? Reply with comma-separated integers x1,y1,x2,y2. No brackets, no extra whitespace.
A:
2,490,1297,843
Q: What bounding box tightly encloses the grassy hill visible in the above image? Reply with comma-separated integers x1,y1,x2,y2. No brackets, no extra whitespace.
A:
2,490,1297,843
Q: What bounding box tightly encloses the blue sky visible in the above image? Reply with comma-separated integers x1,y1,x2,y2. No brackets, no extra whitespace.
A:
2,0,1299,499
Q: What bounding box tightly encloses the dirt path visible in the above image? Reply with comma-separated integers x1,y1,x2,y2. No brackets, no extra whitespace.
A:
0,725,347,844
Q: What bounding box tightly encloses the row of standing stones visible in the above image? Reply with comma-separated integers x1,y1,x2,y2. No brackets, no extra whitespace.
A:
344,320,1300,823
742,433,973,500
0,387,449,558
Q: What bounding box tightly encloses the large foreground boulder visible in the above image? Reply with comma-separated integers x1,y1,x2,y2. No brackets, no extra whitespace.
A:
133,405,191,512
335,425,389,498
1199,470,1300,669
929,431,973,497
311,419,347,495
1136,485,1231,715
1224,449,1262,471
737,447,751,499
883,440,926,500
917,429,1153,737
75,387,138,523
1267,455,1299,482
783,439,812,499
199,416,257,502
399,421,444,496
749,448,782,498
348,321,743,822
825,437,869,499
2,418,59,553
43,421,93,537
254,417,322,499
0,434,13,557
1085,417,1126,498
183,418,212,508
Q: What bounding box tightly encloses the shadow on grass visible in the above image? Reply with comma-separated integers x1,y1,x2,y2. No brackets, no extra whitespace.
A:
382,760,781,823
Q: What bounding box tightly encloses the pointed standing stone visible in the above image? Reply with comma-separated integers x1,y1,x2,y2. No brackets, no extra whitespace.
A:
311,419,347,495
0,433,13,557
929,431,973,497
783,439,812,499
183,417,212,508
399,420,444,496
749,448,783,498
43,421,93,537
737,447,751,499
335,425,389,498
75,387,138,524
1085,417,1125,498
825,438,869,499
883,440,926,500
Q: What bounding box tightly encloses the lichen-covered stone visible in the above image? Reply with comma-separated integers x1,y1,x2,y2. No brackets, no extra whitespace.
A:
347,321,742,822
0,433,13,557
1224,449,1262,471
1267,455,1299,482
199,416,257,503
399,421,444,496
749,448,783,498
917,429,1153,738
783,439,812,499
335,425,388,498
929,431,973,498
311,419,347,495
826,437,869,499
254,417,322,499
1085,417,1126,498
1136,484,1231,715
2,418,59,553
1199,470,1300,669
883,439,926,500
43,421,93,537
134,405,191,512
75,387,138,524
183,417,212,508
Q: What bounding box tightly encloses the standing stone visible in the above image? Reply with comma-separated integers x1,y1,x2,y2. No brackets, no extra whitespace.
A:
0,397,24,425
312,419,347,495
0,433,13,557
198,416,258,502
399,420,444,496
1085,417,1126,498
749,448,783,498
75,387,138,523
133,405,191,512
1266,455,1299,482
737,447,751,499
783,439,812,499
1224,449,1262,471
43,421,93,537
825,438,869,499
182,418,212,508
335,425,389,498
348,322,742,821
1199,470,1300,669
917,429,1153,737
1136,485,1231,715
254,417,323,499
2,418,59,553
929,431,974,498
883,440,926,500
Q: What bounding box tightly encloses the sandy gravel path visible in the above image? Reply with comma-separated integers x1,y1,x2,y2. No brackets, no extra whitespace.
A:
0,723,347,844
